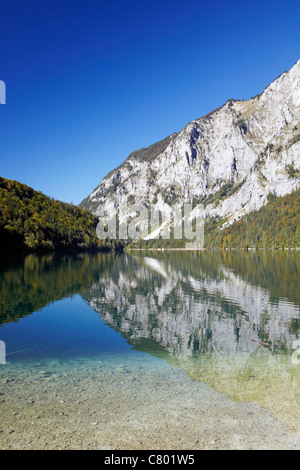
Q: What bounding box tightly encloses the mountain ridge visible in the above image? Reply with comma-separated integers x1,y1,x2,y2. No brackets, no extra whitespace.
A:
80,60,300,243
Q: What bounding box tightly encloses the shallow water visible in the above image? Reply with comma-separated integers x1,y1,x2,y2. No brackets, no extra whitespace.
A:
0,250,300,449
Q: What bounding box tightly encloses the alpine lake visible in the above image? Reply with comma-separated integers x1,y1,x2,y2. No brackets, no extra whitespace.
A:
1,250,300,450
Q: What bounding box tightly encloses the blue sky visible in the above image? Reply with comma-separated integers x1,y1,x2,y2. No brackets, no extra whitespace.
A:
0,0,299,205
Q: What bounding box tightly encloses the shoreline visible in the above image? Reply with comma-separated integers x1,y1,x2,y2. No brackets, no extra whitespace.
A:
125,247,300,251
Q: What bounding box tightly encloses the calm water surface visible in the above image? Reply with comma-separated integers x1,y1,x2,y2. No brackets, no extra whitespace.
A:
0,250,300,448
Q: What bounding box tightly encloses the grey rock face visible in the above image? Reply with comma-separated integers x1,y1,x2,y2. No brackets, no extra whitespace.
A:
81,60,300,234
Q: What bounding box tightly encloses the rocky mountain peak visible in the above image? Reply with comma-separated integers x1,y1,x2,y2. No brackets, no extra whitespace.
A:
80,60,300,238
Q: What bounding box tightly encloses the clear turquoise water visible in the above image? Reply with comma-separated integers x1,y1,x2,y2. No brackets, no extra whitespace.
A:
3,295,132,363
1,250,300,449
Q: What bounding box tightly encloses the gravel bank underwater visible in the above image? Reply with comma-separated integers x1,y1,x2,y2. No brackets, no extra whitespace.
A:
1,352,300,450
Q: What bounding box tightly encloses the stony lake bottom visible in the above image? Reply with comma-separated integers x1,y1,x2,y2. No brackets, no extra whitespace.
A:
0,250,300,450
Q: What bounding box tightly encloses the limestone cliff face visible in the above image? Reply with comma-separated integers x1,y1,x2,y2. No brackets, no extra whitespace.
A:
81,60,300,232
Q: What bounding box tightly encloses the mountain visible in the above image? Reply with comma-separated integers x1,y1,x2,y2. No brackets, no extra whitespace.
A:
0,176,122,252
80,60,300,244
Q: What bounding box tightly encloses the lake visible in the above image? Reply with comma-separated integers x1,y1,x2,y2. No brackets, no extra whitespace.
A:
0,250,300,450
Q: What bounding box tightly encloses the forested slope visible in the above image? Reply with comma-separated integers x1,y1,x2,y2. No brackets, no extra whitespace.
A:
205,188,300,249
0,177,121,252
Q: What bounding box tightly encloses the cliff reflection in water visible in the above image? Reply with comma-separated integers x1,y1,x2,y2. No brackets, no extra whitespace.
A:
83,250,300,434
1,251,300,434
83,251,300,356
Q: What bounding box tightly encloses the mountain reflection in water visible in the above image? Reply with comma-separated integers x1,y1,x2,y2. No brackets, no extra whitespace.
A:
1,250,300,433
82,251,300,356
82,250,300,434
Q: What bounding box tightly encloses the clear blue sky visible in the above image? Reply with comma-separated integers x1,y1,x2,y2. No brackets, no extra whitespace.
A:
0,0,299,205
